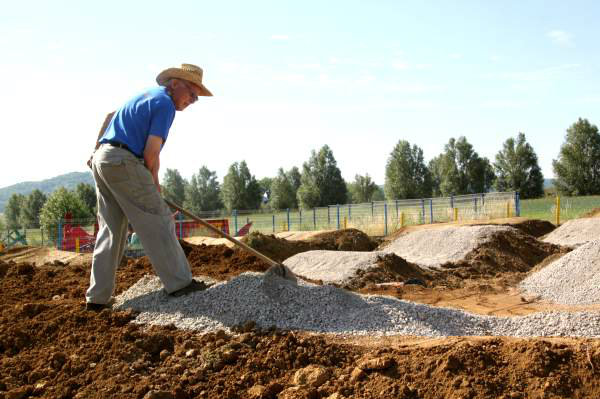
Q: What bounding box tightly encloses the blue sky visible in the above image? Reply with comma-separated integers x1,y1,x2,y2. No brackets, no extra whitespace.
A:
1,0,599,188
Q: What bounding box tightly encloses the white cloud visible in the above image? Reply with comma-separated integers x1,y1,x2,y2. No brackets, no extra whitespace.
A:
547,30,573,46
271,34,289,40
486,64,580,82
449,53,463,60
392,60,409,70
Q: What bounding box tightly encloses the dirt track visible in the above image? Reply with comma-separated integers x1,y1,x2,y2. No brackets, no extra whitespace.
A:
1,223,600,398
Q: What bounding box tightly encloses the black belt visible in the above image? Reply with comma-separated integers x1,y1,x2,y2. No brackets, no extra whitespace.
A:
105,141,142,159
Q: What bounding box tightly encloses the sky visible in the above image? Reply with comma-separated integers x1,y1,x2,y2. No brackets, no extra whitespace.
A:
1,0,599,189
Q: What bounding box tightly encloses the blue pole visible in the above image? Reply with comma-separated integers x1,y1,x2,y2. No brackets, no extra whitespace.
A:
299,209,302,230
450,195,454,208
474,197,477,213
327,207,330,227
515,192,520,216
233,210,238,235
421,199,425,224
336,204,340,230
313,208,316,230
384,202,388,236
395,200,399,218
287,208,290,231
371,202,374,219
348,204,352,221
57,219,63,250
429,199,433,223
178,212,183,238
272,214,275,233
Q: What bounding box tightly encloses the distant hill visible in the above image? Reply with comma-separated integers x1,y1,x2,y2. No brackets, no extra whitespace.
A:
0,172,94,212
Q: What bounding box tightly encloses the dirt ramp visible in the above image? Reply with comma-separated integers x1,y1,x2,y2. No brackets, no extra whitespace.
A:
502,219,556,238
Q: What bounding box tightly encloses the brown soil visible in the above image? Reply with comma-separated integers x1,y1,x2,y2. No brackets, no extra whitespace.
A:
2,230,599,399
240,229,379,263
495,219,556,238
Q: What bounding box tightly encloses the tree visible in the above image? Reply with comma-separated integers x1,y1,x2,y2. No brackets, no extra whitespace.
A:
430,137,495,196
258,177,274,203
297,145,347,208
184,166,223,214
552,118,600,195
494,133,544,199
287,167,302,193
4,193,25,230
20,189,47,228
221,161,262,211
270,168,297,209
0,213,5,232
40,188,92,238
348,174,378,203
75,183,97,215
162,168,188,205
384,140,432,200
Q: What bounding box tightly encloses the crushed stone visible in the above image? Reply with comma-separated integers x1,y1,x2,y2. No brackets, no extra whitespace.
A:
519,239,600,305
283,251,382,283
115,272,600,338
542,217,600,247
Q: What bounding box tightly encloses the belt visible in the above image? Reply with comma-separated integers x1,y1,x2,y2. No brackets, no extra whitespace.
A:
104,141,143,159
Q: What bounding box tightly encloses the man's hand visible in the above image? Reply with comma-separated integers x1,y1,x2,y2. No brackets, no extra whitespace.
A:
143,135,163,191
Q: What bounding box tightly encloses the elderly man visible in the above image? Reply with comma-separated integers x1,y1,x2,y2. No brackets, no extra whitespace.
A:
86,64,212,311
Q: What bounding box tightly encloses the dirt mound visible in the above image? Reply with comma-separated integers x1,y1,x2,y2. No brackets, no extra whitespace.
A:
241,232,312,262
308,228,378,251
342,254,432,290
501,219,556,238
438,228,568,280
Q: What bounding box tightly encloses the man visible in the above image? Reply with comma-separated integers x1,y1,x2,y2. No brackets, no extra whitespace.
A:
85,64,212,311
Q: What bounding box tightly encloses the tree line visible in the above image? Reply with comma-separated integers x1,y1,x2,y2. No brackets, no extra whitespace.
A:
1,117,598,232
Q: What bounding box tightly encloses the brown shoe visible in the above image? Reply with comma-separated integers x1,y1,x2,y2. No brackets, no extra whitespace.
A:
85,302,111,312
169,279,210,297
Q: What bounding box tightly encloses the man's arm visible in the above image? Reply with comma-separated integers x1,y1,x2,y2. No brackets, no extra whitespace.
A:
87,111,116,169
143,135,164,192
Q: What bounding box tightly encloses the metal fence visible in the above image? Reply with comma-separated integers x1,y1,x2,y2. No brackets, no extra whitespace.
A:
1,191,519,254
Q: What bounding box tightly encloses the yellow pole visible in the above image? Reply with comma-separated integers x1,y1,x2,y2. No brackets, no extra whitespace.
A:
75,237,80,253
344,216,347,229
506,202,510,218
400,212,404,227
453,208,458,222
555,195,561,225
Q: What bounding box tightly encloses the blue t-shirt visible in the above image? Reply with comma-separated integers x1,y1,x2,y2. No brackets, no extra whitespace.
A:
99,86,175,157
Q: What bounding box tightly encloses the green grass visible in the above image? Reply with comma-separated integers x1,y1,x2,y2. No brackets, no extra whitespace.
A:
519,195,600,223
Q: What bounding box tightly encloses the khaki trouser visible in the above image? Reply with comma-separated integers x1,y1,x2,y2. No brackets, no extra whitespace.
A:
86,144,192,304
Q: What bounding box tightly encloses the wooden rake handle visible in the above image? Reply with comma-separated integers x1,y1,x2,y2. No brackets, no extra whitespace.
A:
164,198,281,268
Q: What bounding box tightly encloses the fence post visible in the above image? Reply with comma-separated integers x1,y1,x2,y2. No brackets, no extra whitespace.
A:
299,209,302,231
348,204,352,221
395,199,399,219
233,210,238,236
336,205,340,230
371,202,374,219
327,207,330,227
555,195,560,225
400,211,404,227
313,208,316,230
178,212,184,238
287,208,290,231
41,228,44,246
75,237,80,253
430,199,434,223
515,192,520,217
272,214,275,233
57,219,63,250
384,202,388,236
421,199,425,224
473,197,477,214
450,195,454,209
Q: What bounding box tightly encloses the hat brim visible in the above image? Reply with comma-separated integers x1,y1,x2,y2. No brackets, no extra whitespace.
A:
156,68,213,97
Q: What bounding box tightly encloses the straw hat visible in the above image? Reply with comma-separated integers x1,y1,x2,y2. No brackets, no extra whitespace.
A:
156,63,213,96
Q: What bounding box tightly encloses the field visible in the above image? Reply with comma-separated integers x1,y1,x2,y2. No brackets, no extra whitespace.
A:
520,195,600,223
2,214,600,399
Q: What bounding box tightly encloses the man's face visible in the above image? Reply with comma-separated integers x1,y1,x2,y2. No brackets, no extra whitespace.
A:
171,79,202,111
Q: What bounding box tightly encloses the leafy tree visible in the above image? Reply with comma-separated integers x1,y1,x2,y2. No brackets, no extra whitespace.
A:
20,189,47,228
184,166,223,214
258,177,274,203
287,167,302,193
297,145,347,208
348,174,378,203
75,183,97,215
552,118,600,195
162,168,188,205
385,140,432,200
430,137,495,196
372,185,385,201
270,168,298,209
40,188,92,238
494,133,544,198
5,193,25,230
221,161,262,211
0,213,5,232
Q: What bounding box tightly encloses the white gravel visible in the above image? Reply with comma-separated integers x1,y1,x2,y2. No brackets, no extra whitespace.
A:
380,225,517,269
542,217,600,247
519,239,600,305
283,251,383,283
115,272,600,337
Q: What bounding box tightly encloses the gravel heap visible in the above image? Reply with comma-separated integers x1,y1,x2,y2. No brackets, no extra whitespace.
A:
519,240,600,305
283,251,382,283
542,217,600,247
115,272,600,337
381,225,517,269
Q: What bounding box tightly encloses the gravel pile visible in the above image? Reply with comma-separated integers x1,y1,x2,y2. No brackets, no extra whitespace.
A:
283,251,382,283
519,240,600,305
115,272,600,337
381,225,517,269
542,217,600,247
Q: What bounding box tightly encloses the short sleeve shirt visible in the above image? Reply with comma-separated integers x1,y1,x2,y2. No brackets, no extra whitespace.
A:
99,87,175,157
